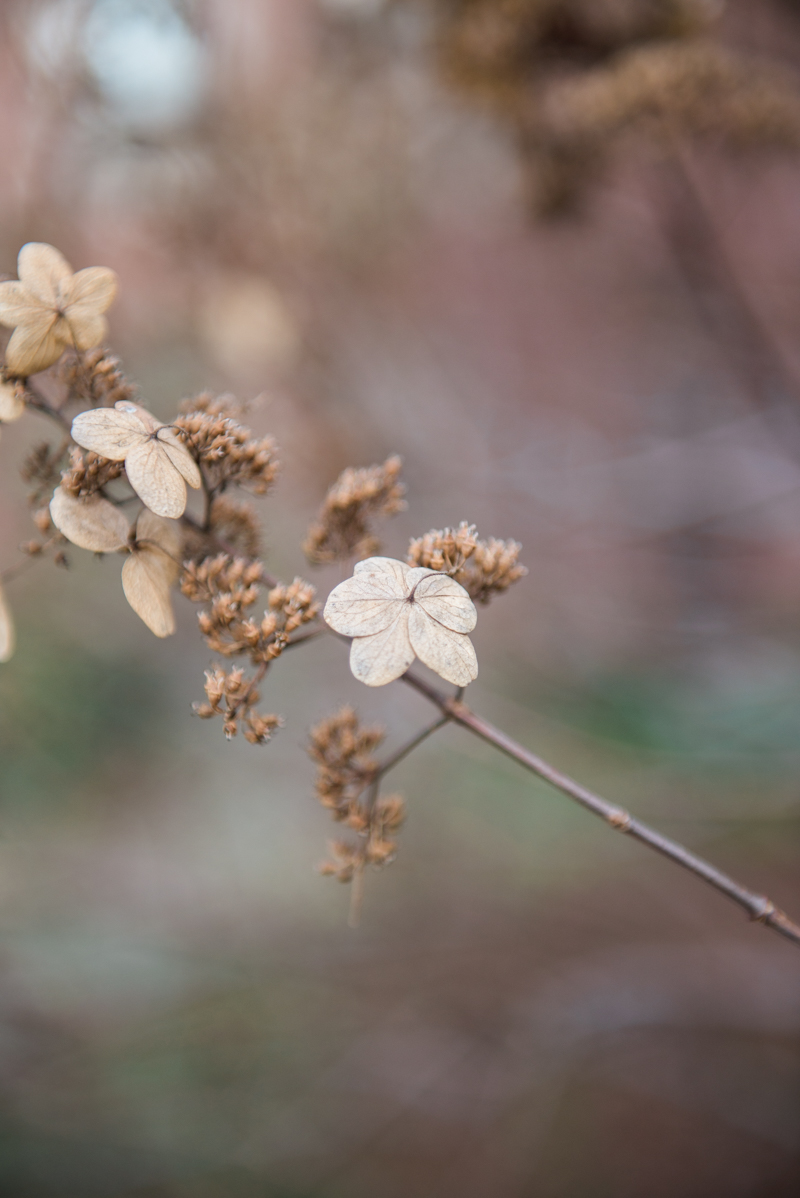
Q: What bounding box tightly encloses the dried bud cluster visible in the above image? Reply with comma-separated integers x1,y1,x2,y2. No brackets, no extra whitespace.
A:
406,0,800,213
59,348,136,408
309,706,406,884
174,396,279,495
303,455,406,565
182,554,318,662
194,665,283,744
407,523,526,603
60,446,125,498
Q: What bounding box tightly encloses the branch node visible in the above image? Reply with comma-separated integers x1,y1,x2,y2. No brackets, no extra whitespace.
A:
750,898,777,923
607,807,633,831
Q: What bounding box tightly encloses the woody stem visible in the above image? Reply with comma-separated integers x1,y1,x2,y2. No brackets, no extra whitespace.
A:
399,670,800,948
372,715,451,781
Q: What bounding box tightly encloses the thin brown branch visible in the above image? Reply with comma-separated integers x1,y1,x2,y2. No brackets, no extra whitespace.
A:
22,380,71,432
374,715,451,780
400,670,800,948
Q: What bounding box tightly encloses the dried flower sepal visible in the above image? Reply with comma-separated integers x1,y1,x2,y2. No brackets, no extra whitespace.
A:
122,510,182,637
49,485,130,552
324,556,478,686
0,243,117,377
71,401,201,518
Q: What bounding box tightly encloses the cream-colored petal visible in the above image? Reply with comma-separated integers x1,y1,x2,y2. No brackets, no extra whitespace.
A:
156,428,202,489
0,281,48,328
408,605,478,686
352,556,411,599
0,581,14,662
50,486,130,552
349,607,415,686
66,309,107,352
18,242,72,305
114,400,161,434
61,266,117,312
135,509,182,572
71,407,146,459
412,571,477,633
324,572,404,636
0,380,25,421
121,547,176,637
125,440,187,518
4,316,66,376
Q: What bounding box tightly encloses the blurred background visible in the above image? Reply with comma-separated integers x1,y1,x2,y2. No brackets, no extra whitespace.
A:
1,0,800,1194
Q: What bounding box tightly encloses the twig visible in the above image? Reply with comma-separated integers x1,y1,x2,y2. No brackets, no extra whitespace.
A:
22,380,71,432
400,670,800,947
374,715,451,780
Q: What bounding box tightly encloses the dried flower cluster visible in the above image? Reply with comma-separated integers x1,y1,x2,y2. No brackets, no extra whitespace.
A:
407,522,527,603
59,347,136,409
303,454,405,564
181,555,318,662
398,0,800,212
174,395,279,496
194,665,283,744
310,706,407,883
0,240,528,911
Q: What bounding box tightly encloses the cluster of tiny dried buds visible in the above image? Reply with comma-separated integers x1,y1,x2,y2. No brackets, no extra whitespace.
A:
309,706,407,884
303,454,406,564
407,523,527,603
59,446,125,499
58,347,136,409
174,395,279,496
182,554,318,664
195,665,283,744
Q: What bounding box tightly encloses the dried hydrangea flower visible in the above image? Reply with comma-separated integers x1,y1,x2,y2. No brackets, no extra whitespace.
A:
0,379,26,422
324,556,478,686
122,509,182,637
49,485,130,552
0,243,117,377
407,523,527,603
71,401,201,519
0,581,14,662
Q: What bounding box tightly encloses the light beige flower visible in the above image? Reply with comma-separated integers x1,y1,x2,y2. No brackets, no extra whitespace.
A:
0,379,26,422
122,509,182,638
0,581,14,662
50,486,131,552
324,556,478,686
0,243,117,377
71,401,202,519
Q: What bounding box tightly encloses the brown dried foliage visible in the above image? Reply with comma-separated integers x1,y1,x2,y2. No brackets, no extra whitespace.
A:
303,454,406,565
407,521,527,603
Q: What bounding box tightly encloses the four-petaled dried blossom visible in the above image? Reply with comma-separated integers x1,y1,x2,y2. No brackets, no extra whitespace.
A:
0,243,117,377
324,556,478,686
407,524,526,603
71,401,201,518
0,379,26,422
122,509,182,637
303,455,405,565
0,581,14,662
50,485,130,552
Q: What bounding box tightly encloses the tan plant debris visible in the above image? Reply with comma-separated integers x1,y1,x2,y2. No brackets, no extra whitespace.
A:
174,396,279,495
